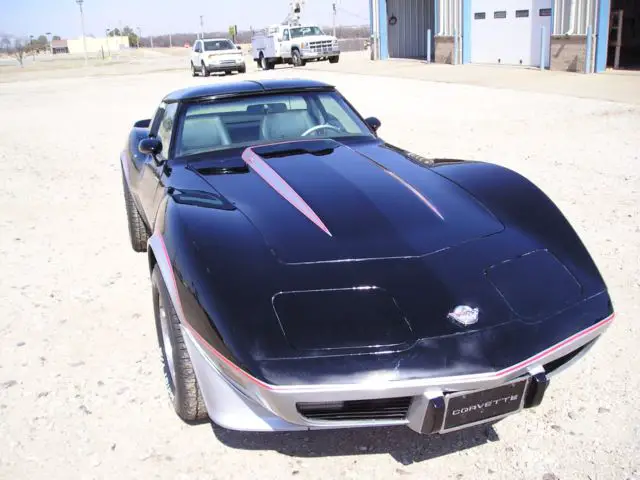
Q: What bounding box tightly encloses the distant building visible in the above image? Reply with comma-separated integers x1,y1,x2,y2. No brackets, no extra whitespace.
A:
67,35,130,54
369,0,640,73
51,39,69,54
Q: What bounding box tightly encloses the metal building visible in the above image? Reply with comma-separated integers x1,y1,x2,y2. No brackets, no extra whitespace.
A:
369,0,640,72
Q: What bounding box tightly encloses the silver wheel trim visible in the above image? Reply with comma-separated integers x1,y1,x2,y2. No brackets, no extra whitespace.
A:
261,56,267,69
158,296,176,386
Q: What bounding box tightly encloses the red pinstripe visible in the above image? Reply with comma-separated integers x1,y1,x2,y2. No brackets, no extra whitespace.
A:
155,236,615,392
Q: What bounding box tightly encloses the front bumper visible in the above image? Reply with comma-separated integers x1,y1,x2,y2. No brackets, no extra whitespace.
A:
205,61,245,71
181,313,612,433
301,48,340,59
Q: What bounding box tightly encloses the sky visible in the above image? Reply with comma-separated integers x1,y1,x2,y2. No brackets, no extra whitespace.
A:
0,0,370,39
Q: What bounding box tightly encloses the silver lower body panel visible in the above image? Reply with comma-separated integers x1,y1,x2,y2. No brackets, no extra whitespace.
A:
180,316,610,433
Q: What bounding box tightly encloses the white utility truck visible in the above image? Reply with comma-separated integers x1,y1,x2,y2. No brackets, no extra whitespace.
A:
251,2,339,70
252,24,340,70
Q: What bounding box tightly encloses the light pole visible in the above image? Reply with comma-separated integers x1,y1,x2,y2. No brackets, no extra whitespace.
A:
46,32,52,54
105,28,111,58
200,15,204,40
76,0,88,65
136,27,141,48
332,3,336,37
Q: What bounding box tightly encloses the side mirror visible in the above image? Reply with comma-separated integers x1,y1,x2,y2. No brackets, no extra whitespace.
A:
134,118,151,128
365,117,382,133
139,137,163,156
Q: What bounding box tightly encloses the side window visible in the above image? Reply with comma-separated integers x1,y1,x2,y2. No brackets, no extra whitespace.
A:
195,41,202,53
317,94,362,134
156,103,178,159
150,103,166,134
283,29,290,41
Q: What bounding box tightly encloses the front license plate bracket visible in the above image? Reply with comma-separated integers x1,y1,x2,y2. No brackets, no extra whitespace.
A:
441,377,530,432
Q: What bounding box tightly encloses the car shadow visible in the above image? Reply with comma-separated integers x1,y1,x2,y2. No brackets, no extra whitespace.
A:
210,422,499,465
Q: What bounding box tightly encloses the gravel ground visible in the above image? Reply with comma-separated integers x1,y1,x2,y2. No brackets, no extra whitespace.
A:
0,60,639,480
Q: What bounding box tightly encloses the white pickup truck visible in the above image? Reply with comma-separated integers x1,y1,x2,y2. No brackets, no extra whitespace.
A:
251,24,340,70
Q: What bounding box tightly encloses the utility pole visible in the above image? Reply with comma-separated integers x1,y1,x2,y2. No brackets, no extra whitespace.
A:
105,28,111,58
150,35,154,48
76,0,88,66
136,27,141,48
200,15,204,39
169,33,173,48
332,2,337,37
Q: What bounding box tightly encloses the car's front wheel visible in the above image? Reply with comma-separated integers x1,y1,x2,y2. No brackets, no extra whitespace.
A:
201,62,210,77
152,265,208,423
191,62,197,76
122,172,148,252
329,55,340,64
238,64,246,74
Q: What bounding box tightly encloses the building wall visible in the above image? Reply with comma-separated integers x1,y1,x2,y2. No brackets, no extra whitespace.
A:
435,0,463,63
67,36,130,55
550,34,587,71
372,0,613,72
435,36,455,62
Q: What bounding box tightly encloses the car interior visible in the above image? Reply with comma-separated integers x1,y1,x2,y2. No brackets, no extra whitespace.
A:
176,95,364,157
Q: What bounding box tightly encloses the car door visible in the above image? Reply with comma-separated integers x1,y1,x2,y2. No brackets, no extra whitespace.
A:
138,102,178,227
192,41,202,66
280,29,292,58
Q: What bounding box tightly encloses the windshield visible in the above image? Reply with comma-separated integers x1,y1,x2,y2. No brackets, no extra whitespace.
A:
175,91,373,157
290,26,324,38
203,40,234,51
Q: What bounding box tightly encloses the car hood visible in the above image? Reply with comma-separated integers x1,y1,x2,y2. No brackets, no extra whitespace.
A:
198,139,504,264
172,140,610,377
298,35,336,42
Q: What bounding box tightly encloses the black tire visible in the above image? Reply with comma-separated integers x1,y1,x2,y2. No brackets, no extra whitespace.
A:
260,53,269,70
292,49,305,67
202,62,210,77
224,70,232,75
122,172,148,253
152,265,208,423
191,62,197,76
238,64,246,74
329,55,340,64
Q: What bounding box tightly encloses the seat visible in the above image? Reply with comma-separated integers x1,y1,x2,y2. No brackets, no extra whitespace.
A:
179,115,232,155
260,110,316,141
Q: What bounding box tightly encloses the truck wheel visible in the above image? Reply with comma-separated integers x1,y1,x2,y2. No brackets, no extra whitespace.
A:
238,64,246,74
201,62,210,77
152,265,209,423
122,171,148,253
191,62,198,76
292,49,305,67
329,55,340,64
260,53,270,70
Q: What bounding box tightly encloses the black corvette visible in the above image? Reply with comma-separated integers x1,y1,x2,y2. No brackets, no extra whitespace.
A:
120,79,614,433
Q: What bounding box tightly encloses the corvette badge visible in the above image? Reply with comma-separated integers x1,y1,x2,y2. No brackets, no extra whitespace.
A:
448,306,479,326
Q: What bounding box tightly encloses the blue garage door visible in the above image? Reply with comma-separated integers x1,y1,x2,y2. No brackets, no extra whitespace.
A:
387,0,435,59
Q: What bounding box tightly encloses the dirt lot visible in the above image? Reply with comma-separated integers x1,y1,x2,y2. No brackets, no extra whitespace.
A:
0,52,639,480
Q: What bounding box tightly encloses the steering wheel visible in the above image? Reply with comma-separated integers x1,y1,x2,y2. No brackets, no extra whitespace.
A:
301,124,343,137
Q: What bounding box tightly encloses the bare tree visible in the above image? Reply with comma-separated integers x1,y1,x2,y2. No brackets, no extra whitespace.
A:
12,40,30,67
1,36,10,53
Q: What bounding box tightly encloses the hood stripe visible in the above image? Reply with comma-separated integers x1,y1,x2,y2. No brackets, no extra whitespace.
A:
242,147,332,237
383,169,445,221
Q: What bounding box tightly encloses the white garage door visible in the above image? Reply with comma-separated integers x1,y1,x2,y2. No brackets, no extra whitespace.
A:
470,0,552,67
